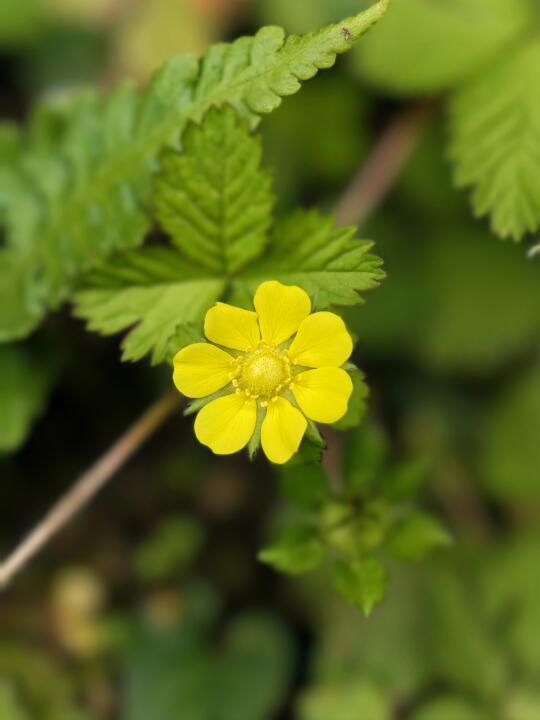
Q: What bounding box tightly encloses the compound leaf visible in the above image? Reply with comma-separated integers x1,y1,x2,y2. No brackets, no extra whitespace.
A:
234,210,384,309
450,39,540,241
74,247,225,365
0,0,389,341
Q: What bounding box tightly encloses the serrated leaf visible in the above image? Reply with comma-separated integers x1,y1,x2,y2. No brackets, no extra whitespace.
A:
154,106,274,273
234,210,384,308
332,558,387,616
386,512,452,560
259,527,324,575
450,39,540,241
356,0,536,95
74,247,225,364
0,1,389,341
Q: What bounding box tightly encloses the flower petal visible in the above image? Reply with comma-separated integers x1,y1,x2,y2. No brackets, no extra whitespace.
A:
261,397,308,465
289,312,353,367
204,302,260,351
292,367,353,424
195,393,257,455
173,343,235,399
254,280,311,346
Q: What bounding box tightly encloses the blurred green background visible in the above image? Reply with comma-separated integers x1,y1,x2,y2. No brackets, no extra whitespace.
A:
0,1,539,718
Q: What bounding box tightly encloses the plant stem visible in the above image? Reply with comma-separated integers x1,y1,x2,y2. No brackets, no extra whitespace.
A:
0,391,182,590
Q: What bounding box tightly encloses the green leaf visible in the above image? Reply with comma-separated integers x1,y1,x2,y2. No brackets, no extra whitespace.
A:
0,344,57,454
233,210,384,309
258,527,324,575
479,364,540,502
0,0,389,341
386,512,452,560
355,0,536,95
332,558,387,615
73,247,225,364
450,39,540,241
154,106,274,273
410,696,487,720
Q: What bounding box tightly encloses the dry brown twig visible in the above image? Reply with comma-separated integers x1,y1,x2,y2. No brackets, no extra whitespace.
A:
0,104,429,590
0,392,181,589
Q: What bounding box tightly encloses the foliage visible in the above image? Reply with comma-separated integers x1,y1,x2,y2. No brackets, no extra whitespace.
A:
449,40,540,240
75,108,383,365
0,0,389,342
1,1,540,718
304,534,540,717
259,423,450,615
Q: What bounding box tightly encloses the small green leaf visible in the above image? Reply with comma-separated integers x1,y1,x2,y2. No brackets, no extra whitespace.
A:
74,247,225,365
184,385,234,417
154,107,274,273
386,512,452,560
259,527,324,575
234,210,384,309
332,558,387,615
247,405,265,460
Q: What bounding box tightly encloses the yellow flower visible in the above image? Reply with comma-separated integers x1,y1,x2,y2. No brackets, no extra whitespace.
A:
173,281,354,464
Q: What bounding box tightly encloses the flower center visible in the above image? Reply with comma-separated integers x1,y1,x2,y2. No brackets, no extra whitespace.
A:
237,347,291,400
